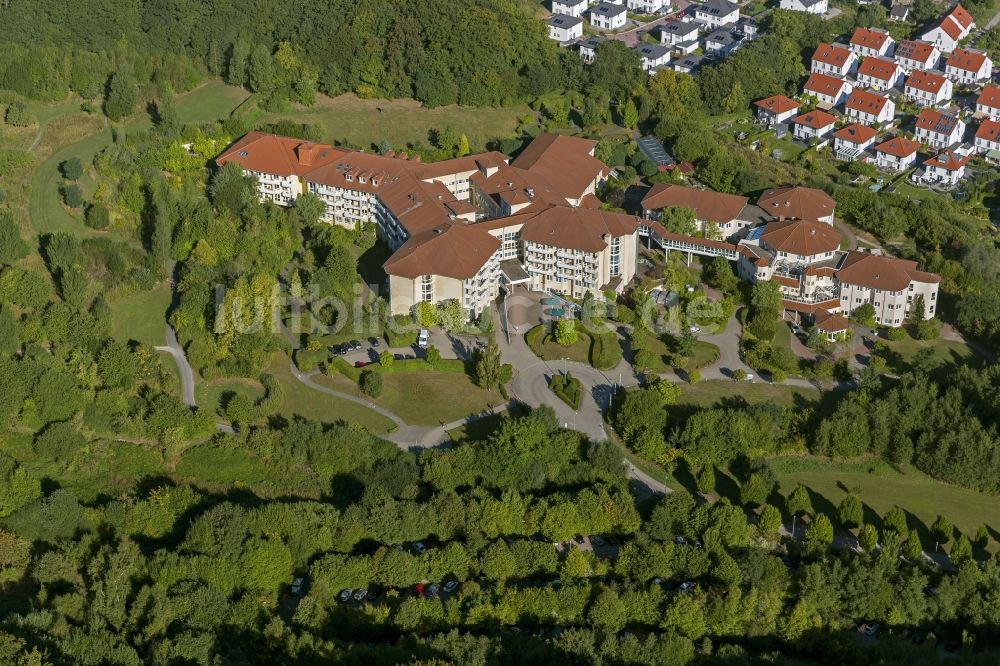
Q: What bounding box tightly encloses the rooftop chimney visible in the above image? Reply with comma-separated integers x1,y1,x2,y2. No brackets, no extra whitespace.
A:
296,142,317,166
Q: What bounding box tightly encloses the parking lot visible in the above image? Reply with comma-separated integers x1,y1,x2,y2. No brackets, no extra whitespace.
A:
330,330,483,368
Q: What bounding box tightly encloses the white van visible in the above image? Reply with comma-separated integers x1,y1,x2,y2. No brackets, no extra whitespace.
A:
417,329,430,348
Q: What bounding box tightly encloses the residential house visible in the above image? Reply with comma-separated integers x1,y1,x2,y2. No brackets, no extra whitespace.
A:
780,0,828,13
641,184,758,239
590,2,627,29
737,17,758,40
694,0,740,28
757,186,837,225
975,119,1000,159
945,48,993,84
636,43,672,71
850,27,895,58
976,85,1000,120
874,136,921,170
845,89,895,125
889,4,910,22
803,72,853,107
920,150,969,186
914,109,965,149
659,19,700,46
833,123,879,160
904,70,953,107
811,42,859,76
547,14,584,41
704,28,743,55
552,0,590,17
921,4,975,52
628,0,669,12
856,57,906,92
671,54,705,73
836,251,940,325
975,118,1000,150
578,35,606,63
754,95,800,125
894,40,941,72
792,110,837,142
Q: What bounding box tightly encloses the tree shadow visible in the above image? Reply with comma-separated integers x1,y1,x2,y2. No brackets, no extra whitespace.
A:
712,467,742,505
672,458,700,497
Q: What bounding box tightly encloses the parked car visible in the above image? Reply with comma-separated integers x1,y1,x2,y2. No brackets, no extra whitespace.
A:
689,325,701,334
353,589,368,602
354,360,370,368
674,536,687,545
425,583,440,598
858,622,878,636
443,581,459,594
291,577,305,596
350,340,362,351
413,541,426,555
417,329,430,348
369,337,381,348
339,589,352,602
679,582,695,592
590,536,605,546
573,535,585,545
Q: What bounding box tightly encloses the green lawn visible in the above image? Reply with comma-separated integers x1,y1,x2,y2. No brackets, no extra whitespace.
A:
261,92,529,152
675,380,821,409
879,335,979,375
377,371,503,426
526,324,591,365
174,81,250,124
266,354,395,434
636,334,719,374
196,379,265,418
110,282,173,346
769,456,1000,544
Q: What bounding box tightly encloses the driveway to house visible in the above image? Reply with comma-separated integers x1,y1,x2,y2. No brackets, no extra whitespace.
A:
604,2,692,48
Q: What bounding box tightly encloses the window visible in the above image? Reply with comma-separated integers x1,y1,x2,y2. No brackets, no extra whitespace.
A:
420,275,433,302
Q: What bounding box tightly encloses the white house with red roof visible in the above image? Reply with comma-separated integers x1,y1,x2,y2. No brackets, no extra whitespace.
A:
845,90,895,125
833,123,879,160
755,95,800,125
921,4,975,53
920,150,969,186
850,27,895,58
803,73,853,107
894,40,941,72
974,119,1000,157
792,110,837,142
945,48,993,84
914,109,965,149
977,86,1000,120
856,57,905,91
836,251,940,325
811,43,858,76
904,70,953,107
875,136,921,170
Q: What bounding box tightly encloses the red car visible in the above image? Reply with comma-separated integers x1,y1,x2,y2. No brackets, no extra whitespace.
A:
354,360,370,368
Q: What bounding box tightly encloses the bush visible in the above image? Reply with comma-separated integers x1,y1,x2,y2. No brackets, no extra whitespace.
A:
553,320,578,346
915,317,941,340
384,316,418,347
294,347,329,372
61,157,84,181
687,369,700,383
4,101,35,127
84,203,110,230
732,369,747,381
885,326,907,341
549,372,582,409
589,328,622,370
359,369,383,397
61,184,84,208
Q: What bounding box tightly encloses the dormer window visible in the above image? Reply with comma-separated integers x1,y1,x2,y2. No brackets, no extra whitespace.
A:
346,174,353,181
359,176,366,184
237,150,248,157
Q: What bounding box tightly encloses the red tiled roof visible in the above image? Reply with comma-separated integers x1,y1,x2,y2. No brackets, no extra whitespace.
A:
857,57,901,82
833,123,878,144
520,207,639,252
812,43,855,67
948,4,974,29
895,39,937,63
792,110,837,129
946,48,990,72
846,89,891,114
905,70,949,94
837,251,940,291
978,85,1000,109
383,223,500,280
640,184,748,223
758,186,836,221
510,133,608,202
915,108,961,135
804,72,849,96
216,132,349,176
761,219,842,256
755,95,800,114
924,150,969,171
814,310,849,332
851,27,891,50
875,136,921,157
976,119,1000,142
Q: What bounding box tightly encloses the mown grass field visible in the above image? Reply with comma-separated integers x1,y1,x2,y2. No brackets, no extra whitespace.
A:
377,371,503,426
673,380,821,409
195,378,265,419
769,456,1000,545
109,282,173,346
261,92,528,152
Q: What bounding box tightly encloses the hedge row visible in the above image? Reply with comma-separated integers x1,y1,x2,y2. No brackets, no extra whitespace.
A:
549,373,582,410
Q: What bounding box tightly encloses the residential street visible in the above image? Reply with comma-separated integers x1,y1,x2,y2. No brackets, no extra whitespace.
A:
601,2,692,48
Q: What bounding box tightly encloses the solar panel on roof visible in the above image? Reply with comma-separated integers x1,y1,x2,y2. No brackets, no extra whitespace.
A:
746,226,766,241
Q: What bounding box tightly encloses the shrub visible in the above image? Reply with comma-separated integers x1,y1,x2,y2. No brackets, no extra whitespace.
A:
549,372,582,409
589,328,622,370
687,369,701,383
61,157,84,181
61,184,84,208
4,101,35,127
553,320,578,346
885,326,907,341
732,369,747,381
359,369,383,397
915,317,941,340
84,203,110,230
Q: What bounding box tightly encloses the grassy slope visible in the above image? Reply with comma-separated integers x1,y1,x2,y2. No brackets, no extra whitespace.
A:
377,371,503,426
262,92,528,151
110,282,173,346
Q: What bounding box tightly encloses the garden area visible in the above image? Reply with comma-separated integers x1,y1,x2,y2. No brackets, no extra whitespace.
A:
525,320,622,370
